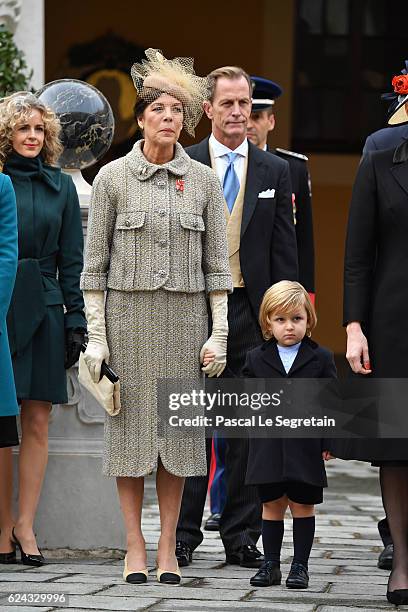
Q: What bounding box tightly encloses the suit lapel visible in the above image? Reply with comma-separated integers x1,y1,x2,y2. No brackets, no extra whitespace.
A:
288,340,315,375
260,341,287,376
390,163,408,196
241,143,267,237
391,140,408,195
194,137,212,167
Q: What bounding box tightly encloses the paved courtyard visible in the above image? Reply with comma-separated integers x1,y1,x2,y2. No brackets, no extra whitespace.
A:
0,459,405,611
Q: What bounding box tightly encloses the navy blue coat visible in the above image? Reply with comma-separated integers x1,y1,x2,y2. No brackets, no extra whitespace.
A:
335,139,408,462
0,174,18,417
362,124,408,155
244,337,337,487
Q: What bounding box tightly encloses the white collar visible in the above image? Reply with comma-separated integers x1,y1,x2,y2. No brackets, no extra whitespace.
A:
277,341,302,353
209,133,248,159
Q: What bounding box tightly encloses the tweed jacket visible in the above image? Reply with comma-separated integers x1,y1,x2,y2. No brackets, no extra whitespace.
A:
81,141,232,295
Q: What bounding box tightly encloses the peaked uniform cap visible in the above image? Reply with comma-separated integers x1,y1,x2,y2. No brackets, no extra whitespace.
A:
251,75,283,112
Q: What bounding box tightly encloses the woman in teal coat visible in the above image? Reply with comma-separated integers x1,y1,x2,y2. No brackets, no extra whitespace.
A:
0,93,86,566
0,173,18,447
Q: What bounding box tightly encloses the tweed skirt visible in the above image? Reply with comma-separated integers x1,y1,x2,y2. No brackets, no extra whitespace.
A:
103,289,208,477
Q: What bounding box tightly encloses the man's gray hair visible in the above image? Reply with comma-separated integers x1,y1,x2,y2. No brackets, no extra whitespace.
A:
207,66,253,101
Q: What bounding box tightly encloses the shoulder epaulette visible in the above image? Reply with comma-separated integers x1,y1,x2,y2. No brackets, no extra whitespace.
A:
275,147,308,162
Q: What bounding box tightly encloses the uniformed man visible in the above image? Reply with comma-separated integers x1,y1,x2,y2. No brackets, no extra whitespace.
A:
247,76,315,299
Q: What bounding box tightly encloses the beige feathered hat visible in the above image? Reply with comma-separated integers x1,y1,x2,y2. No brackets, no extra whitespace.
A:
131,48,209,137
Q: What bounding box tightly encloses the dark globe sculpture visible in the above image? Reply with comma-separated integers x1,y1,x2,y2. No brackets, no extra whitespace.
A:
36,79,115,170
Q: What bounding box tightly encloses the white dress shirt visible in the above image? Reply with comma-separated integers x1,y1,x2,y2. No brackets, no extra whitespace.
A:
277,342,301,373
209,134,248,187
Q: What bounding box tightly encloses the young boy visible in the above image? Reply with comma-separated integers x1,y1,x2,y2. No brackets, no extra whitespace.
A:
242,281,336,589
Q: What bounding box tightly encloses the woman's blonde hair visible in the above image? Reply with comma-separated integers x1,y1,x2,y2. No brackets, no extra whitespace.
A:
0,92,63,167
259,280,317,340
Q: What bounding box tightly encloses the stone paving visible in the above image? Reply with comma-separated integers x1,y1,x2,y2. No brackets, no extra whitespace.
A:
0,459,406,611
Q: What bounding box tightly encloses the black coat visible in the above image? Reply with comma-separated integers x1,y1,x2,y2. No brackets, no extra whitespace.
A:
339,139,408,461
186,138,298,320
362,124,408,155
271,148,315,294
244,337,337,488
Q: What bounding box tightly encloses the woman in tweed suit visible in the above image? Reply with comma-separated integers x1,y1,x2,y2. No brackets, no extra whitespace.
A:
81,49,232,584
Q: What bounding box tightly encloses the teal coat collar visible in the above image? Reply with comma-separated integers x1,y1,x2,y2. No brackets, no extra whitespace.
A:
4,152,62,192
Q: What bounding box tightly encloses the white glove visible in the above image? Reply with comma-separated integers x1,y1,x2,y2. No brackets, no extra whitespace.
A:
83,290,110,383
200,291,228,378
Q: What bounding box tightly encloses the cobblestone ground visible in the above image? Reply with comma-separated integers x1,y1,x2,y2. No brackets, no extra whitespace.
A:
0,460,406,611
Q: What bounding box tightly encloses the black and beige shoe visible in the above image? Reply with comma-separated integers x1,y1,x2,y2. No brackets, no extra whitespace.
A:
123,554,148,584
157,563,181,585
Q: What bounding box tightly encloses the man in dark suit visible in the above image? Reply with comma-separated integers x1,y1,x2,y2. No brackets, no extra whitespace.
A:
176,66,298,568
247,76,315,298
206,74,316,536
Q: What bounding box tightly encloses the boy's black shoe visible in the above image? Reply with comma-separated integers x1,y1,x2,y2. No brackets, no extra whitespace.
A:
175,541,193,567
250,561,281,587
286,562,309,589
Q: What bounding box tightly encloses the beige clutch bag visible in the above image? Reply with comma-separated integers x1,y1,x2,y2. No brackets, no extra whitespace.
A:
78,353,121,416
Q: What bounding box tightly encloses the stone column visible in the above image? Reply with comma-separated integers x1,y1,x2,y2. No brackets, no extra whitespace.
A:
6,0,45,89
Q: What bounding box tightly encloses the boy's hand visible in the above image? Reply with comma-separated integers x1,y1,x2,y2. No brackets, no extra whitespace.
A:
322,450,335,461
202,349,216,367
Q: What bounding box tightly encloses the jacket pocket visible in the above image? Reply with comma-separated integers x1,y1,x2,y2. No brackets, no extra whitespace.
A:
179,213,205,232
114,211,147,289
116,211,146,230
179,213,205,289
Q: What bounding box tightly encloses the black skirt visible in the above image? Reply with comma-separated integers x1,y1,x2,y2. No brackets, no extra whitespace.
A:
0,416,19,447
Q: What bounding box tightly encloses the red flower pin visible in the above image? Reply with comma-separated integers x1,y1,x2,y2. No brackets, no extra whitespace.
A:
176,179,185,192
392,74,408,95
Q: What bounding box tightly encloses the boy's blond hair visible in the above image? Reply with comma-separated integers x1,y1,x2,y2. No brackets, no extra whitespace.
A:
259,280,317,340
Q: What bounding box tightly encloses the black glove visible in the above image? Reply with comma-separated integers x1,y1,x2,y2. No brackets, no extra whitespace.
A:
65,328,87,369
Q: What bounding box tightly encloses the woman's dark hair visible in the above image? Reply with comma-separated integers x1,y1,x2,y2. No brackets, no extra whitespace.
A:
133,88,164,121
